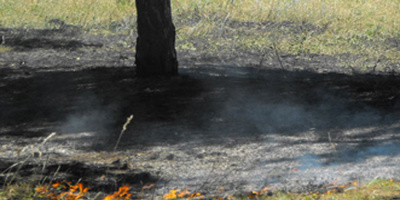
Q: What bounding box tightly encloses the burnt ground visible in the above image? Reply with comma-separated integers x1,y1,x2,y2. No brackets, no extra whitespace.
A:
0,27,400,198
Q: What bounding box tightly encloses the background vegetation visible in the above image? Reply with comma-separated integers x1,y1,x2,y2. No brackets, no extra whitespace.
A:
1,0,400,71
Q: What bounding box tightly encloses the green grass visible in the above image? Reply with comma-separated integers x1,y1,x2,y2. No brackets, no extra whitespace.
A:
1,0,400,70
0,46,12,53
247,179,400,200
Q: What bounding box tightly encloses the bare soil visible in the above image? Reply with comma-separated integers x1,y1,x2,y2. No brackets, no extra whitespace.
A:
0,27,400,198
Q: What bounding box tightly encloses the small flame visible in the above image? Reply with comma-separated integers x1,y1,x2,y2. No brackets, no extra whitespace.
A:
35,181,90,200
163,189,202,200
52,182,62,188
103,185,132,200
163,190,178,200
178,189,191,198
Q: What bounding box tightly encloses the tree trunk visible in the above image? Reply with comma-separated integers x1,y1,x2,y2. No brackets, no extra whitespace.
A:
135,0,178,77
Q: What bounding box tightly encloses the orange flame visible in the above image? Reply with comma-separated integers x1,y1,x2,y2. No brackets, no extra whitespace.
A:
103,185,132,200
35,181,90,200
189,192,202,199
162,189,202,200
52,182,62,188
163,190,178,200
178,189,191,198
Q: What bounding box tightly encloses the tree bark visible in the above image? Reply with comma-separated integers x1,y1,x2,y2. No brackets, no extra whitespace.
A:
135,0,178,77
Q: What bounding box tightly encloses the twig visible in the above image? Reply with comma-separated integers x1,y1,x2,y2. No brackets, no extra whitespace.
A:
272,41,285,70
370,58,380,73
114,115,134,151
328,132,337,152
47,165,62,185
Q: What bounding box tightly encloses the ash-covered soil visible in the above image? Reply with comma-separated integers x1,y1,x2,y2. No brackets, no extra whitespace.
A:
0,27,400,198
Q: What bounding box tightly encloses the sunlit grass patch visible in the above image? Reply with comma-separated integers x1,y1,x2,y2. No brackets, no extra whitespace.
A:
173,0,400,70
1,0,400,67
0,46,12,53
0,0,136,31
1,0,400,68
236,179,400,200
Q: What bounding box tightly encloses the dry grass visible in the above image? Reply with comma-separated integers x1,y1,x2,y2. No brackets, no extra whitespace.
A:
241,179,400,200
2,0,400,34
0,0,136,31
1,0,400,70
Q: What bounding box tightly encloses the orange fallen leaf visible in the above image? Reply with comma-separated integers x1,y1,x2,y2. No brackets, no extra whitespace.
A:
292,168,298,172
